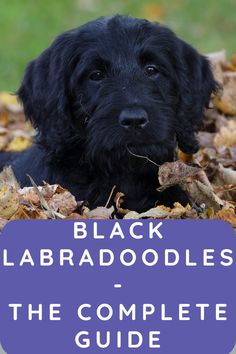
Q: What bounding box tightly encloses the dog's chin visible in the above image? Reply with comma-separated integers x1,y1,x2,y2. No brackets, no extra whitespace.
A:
86,138,175,174
126,141,175,162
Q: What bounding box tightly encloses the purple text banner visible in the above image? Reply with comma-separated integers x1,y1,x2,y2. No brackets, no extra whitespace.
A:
0,220,235,354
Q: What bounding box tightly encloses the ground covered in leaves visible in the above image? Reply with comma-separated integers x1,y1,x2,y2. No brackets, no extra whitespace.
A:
0,50,235,230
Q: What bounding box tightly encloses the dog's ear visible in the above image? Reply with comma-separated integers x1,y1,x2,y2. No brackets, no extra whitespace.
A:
17,31,79,144
175,40,218,154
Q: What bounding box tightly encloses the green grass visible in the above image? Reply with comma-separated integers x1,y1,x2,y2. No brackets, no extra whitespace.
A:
0,0,236,91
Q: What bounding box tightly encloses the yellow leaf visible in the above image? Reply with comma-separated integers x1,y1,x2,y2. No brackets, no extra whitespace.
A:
5,135,32,152
215,209,236,228
0,92,18,106
0,183,20,218
0,92,22,113
214,120,236,148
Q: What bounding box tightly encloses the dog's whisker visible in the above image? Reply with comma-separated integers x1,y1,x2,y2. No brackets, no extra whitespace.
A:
126,146,160,168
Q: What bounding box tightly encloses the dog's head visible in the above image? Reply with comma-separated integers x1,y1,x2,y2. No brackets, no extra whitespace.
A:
18,15,218,170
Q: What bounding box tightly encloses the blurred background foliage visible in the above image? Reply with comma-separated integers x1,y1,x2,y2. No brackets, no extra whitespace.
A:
0,0,236,91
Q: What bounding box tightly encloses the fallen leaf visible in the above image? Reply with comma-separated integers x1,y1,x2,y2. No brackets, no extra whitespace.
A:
114,192,130,215
27,175,51,211
83,206,114,219
0,184,20,218
214,164,236,185
230,54,236,67
214,120,236,148
0,131,9,150
123,211,140,219
0,92,22,112
168,203,192,218
197,132,215,148
215,209,236,227
213,184,236,202
20,183,62,204
182,179,227,211
0,111,9,125
10,205,47,220
20,187,41,205
48,190,77,216
124,206,170,219
5,135,32,152
0,166,20,189
222,62,236,72
66,213,85,219
158,160,201,188
213,73,236,115
207,50,226,84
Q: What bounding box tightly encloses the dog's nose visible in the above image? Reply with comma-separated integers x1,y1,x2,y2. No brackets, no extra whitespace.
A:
119,108,149,129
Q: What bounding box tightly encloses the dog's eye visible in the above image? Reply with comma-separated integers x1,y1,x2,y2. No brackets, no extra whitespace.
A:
144,65,159,77
89,70,105,81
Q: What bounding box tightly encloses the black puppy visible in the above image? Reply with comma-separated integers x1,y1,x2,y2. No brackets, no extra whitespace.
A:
0,15,218,212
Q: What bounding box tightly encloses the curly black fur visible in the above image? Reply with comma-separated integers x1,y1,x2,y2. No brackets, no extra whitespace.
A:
0,15,218,212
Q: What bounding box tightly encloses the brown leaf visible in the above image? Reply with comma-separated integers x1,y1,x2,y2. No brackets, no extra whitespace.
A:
182,179,227,211
20,187,41,205
158,160,202,188
66,213,85,219
43,184,66,197
48,190,77,216
0,128,9,151
114,192,130,215
27,176,51,211
222,54,236,72
222,62,236,72
213,184,236,202
215,209,236,228
10,205,47,220
0,111,9,125
230,54,236,67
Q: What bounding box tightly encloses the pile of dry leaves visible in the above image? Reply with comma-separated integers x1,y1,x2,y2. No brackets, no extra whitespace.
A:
0,50,235,230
